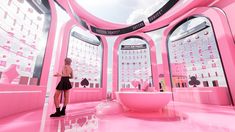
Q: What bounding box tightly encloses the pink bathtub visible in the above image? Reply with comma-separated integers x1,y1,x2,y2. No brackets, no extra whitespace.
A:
116,91,172,112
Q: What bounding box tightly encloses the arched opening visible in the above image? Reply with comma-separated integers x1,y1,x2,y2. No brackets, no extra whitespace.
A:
67,26,103,88
117,36,153,91
167,16,232,105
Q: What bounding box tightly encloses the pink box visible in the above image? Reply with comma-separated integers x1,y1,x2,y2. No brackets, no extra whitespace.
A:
19,76,29,85
29,77,38,85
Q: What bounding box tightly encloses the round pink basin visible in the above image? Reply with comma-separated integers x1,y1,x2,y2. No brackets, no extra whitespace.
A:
116,92,172,112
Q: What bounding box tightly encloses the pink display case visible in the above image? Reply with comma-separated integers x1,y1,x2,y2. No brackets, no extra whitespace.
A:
113,33,159,95
161,7,235,105
0,0,56,118
48,19,108,104
173,87,230,105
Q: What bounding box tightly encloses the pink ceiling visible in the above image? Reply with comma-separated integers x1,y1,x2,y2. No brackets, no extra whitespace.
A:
56,0,217,34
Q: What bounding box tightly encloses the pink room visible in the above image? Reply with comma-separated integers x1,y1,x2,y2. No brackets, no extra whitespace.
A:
1,0,235,131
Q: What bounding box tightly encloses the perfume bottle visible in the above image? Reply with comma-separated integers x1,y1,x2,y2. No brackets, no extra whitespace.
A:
138,84,141,90
149,76,152,87
159,83,163,92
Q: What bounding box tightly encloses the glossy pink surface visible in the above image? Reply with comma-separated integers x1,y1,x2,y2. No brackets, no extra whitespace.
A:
1,101,235,132
1,0,235,132
116,92,172,112
96,101,123,115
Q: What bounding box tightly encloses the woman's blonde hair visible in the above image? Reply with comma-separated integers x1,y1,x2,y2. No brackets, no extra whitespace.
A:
65,58,72,65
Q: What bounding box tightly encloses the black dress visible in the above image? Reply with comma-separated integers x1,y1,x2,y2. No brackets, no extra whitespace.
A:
56,76,72,90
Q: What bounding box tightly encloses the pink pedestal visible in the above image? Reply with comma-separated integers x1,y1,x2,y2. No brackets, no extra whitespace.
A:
116,92,172,112
173,87,230,105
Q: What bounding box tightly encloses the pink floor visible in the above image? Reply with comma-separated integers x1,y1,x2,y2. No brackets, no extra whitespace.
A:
0,101,235,132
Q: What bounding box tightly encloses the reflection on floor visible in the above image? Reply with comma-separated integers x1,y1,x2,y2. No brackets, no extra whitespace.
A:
0,109,43,132
0,101,235,132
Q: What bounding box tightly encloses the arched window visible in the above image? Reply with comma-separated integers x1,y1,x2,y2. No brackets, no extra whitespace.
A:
0,0,51,85
118,37,153,90
67,26,103,88
167,16,227,88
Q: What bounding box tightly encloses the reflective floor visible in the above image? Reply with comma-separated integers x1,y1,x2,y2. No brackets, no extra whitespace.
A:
0,101,235,132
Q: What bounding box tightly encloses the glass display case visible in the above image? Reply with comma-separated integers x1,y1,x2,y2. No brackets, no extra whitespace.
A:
0,0,50,85
118,37,153,90
167,17,227,88
67,27,103,88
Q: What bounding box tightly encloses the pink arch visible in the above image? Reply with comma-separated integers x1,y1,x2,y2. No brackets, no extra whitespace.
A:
55,0,216,33
112,33,159,94
48,19,108,110
161,7,235,103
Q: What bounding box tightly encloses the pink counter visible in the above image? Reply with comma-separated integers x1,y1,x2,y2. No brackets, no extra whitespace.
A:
173,87,230,105
0,84,46,118
116,91,172,112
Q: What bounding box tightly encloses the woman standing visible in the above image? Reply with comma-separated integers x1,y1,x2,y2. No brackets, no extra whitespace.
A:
50,58,73,117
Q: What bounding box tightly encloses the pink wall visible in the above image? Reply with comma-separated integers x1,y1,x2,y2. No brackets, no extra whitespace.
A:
0,0,57,118
161,7,235,104
213,1,235,42
113,33,159,95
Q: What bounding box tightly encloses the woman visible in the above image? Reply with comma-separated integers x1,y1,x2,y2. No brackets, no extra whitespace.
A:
50,58,73,117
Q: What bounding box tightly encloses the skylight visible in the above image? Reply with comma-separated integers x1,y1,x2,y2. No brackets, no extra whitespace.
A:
75,0,170,24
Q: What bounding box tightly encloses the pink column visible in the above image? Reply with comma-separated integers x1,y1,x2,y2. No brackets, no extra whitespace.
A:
39,0,58,86
99,36,108,99
46,19,76,114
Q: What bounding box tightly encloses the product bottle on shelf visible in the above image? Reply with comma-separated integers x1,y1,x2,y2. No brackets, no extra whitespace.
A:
149,76,152,87
138,84,141,90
